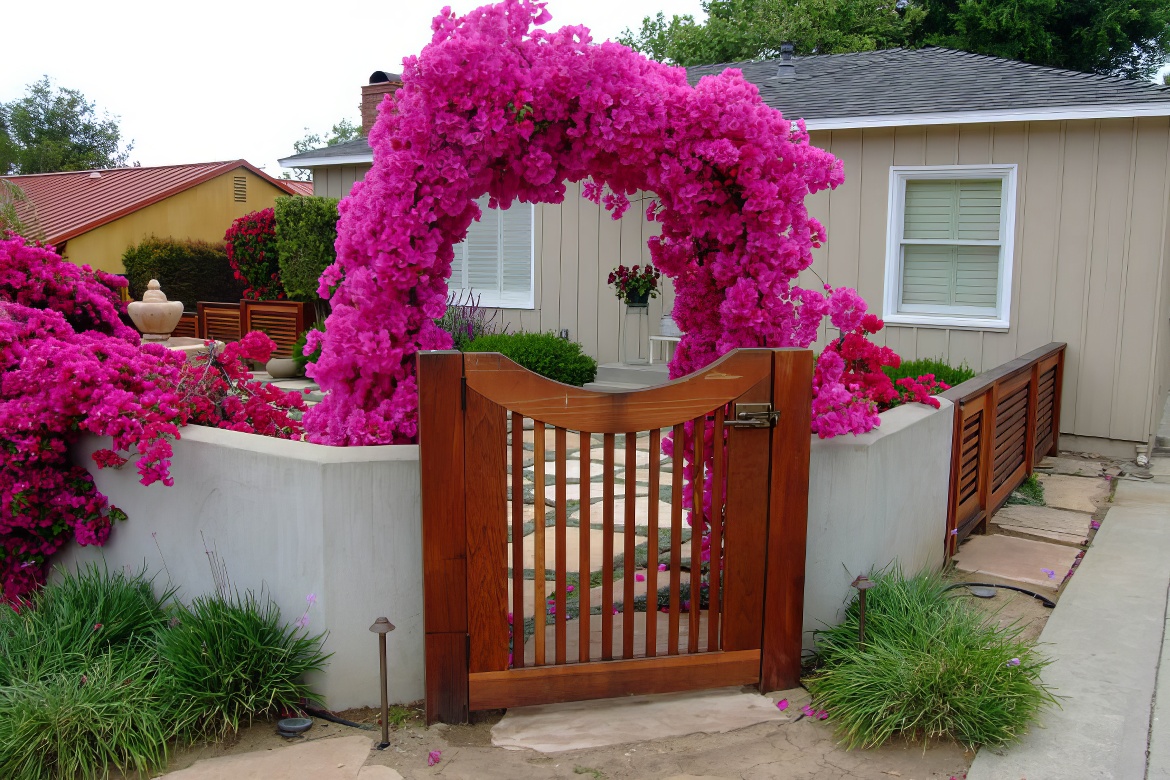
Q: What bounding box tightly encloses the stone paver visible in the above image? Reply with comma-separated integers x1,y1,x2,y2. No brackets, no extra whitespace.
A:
511,528,645,572
491,687,789,753
969,466,1170,780
1038,473,1110,513
1035,455,1113,478
991,504,1092,546
163,735,371,779
589,571,651,605
952,533,1080,591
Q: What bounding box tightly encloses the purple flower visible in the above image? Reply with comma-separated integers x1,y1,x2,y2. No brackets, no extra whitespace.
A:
1005,658,1021,668
1042,568,1056,579
306,593,317,607
1091,521,1101,529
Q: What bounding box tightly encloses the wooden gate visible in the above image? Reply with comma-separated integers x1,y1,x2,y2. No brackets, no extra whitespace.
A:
417,348,813,724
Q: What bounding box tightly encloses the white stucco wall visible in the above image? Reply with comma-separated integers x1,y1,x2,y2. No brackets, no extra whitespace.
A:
57,426,423,711
57,400,951,707
803,398,954,647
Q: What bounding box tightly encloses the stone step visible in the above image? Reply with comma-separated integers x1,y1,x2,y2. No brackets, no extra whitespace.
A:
990,504,1092,547
593,362,670,387
952,533,1081,592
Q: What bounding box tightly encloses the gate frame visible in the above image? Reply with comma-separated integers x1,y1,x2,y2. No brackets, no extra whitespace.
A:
417,348,812,724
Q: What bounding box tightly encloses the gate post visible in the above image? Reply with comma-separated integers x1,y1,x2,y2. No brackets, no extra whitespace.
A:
417,351,469,724
760,349,813,692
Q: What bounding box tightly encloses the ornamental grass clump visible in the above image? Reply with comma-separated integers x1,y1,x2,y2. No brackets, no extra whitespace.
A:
158,589,330,740
805,568,1056,749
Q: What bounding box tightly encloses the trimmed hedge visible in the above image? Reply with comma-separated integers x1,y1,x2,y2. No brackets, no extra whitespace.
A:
122,236,244,310
274,196,339,301
465,332,598,386
883,356,976,389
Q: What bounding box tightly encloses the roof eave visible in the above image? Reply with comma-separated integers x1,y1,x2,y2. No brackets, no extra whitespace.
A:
278,152,375,168
803,102,1170,131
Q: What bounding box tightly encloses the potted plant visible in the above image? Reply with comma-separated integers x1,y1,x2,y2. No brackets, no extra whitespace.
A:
608,264,661,308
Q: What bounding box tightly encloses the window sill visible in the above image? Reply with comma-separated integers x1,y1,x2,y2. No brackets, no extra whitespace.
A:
882,313,1010,331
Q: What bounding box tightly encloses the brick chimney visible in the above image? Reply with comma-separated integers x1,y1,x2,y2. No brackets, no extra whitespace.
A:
361,70,403,135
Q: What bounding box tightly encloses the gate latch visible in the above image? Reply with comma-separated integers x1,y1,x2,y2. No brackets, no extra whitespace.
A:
726,403,779,428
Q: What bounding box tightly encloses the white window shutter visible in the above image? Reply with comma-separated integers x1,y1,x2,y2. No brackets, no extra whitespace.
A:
903,180,957,240
465,197,501,295
956,181,1001,241
499,205,533,307
448,196,534,308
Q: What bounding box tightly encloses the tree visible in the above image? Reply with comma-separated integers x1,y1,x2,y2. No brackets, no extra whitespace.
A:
622,0,1170,80
909,0,1170,80
619,0,913,66
0,180,41,238
282,119,361,181
0,77,133,175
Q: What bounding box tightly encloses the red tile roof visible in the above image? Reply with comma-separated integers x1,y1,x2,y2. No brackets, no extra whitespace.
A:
2,160,304,245
283,179,315,196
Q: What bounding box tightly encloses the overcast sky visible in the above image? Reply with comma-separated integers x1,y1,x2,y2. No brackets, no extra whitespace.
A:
0,0,704,177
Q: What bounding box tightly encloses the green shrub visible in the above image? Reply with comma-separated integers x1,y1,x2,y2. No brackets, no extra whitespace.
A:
466,332,598,386
122,236,244,310
157,590,330,740
805,567,1055,749
884,356,976,389
0,644,172,780
274,196,339,301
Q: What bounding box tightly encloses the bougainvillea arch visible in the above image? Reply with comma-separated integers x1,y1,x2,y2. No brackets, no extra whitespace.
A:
303,0,919,446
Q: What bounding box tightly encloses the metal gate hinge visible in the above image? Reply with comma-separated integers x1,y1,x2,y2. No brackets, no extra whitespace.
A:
725,402,779,428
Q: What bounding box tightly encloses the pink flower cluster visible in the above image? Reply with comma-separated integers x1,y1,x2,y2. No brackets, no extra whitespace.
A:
0,235,306,601
302,0,847,444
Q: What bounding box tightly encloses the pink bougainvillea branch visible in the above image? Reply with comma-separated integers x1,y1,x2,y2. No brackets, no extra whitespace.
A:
0,235,305,601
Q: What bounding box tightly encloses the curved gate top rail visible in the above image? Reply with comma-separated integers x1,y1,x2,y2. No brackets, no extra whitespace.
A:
417,347,813,724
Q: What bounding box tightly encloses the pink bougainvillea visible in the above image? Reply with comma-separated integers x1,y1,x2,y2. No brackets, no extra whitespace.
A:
302,0,850,445
0,235,305,601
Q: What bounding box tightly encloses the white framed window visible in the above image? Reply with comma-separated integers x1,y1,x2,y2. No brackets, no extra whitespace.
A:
883,164,1017,330
449,196,535,309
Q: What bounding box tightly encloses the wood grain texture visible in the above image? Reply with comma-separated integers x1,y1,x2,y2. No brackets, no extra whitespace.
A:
602,433,615,661
465,389,509,673
623,432,636,659
533,422,547,666
689,416,705,654
760,350,813,693
464,350,773,433
708,406,725,652
555,427,568,665
417,351,468,724
468,651,761,710
669,424,684,656
579,430,592,662
646,428,661,658
511,412,525,669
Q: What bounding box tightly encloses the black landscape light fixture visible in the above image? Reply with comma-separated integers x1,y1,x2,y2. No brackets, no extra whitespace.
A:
369,616,396,749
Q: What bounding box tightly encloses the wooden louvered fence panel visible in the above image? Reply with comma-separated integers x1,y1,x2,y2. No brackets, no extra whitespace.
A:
196,302,241,343
172,313,197,339
240,300,309,359
941,343,1066,555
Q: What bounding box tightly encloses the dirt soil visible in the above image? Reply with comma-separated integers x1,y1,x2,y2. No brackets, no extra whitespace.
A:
146,700,972,780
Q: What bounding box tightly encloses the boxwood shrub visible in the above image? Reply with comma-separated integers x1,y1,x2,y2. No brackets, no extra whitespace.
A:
465,332,598,386
274,196,339,301
122,236,244,310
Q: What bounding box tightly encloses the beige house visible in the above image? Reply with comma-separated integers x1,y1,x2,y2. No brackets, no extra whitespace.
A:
281,51,1170,457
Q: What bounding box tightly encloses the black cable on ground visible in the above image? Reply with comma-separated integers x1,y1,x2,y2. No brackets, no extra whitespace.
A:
302,705,377,730
943,581,1056,609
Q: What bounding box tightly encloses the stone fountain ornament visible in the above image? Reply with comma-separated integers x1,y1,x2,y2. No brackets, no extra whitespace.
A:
127,279,222,361
127,279,183,342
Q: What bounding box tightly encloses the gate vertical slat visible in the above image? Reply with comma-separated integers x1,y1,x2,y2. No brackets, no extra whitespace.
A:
579,431,592,663
511,412,524,669
554,427,568,665
689,418,705,654
601,433,615,661
466,389,509,674
668,423,684,655
760,350,814,692
623,432,637,659
708,406,725,652
645,428,661,658
417,351,468,725
533,422,547,666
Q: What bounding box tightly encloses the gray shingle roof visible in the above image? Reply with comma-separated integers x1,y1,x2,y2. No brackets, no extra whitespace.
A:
280,137,372,165
686,47,1170,121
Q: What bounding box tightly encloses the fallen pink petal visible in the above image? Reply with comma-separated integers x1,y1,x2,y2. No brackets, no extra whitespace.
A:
658,563,668,571
635,573,645,582
776,698,789,711
427,750,442,766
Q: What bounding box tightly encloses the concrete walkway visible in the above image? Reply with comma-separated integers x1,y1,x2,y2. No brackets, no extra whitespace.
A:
968,467,1170,780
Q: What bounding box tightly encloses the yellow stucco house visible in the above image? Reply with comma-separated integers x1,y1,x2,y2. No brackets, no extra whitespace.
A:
2,160,311,274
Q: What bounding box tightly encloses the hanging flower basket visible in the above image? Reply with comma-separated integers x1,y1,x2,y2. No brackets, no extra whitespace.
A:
608,264,660,308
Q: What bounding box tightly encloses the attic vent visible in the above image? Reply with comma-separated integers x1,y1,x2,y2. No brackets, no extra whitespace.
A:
233,176,247,203
776,42,796,79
